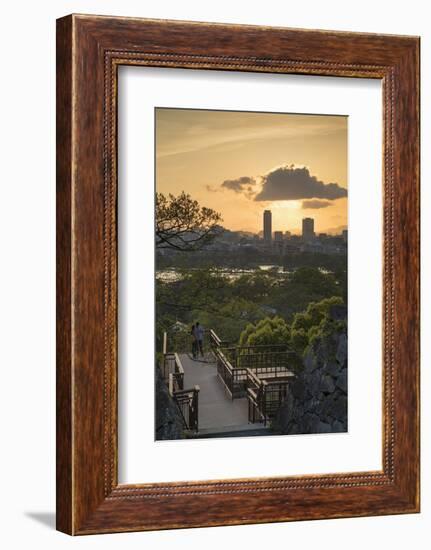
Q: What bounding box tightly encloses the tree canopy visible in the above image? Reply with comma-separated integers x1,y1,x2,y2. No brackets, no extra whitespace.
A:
156,266,346,347
156,192,222,251
239,316,290,347
238,296,345,356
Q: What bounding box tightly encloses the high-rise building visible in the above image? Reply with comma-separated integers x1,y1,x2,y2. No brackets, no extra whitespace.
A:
263,210,272,243
302,218,315,242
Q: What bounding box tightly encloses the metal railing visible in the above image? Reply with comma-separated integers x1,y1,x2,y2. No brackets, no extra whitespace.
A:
210,329,297,403
163,328,214,357
161,328,296,428
161,334,199,432
246,367,295,425
170,385,200,432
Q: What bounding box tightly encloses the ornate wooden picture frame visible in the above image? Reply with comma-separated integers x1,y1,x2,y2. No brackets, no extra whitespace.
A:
56,14,420,535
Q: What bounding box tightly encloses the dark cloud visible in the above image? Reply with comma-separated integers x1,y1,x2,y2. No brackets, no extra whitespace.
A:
254,165,347,201
221,176,256,193
302,199,332,209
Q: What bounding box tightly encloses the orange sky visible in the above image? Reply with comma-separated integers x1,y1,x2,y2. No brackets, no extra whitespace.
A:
155,108,347,235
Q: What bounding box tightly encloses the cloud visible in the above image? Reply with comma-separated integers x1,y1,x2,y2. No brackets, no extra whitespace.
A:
302,199,332,209
221,176,256,193
254,165,347,201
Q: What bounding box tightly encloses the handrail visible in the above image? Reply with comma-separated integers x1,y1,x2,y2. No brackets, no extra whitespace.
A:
246,366,294,425
174,352,184,374
246,368,261,386
163,328,296,430
209,329,231,349
162,333,198,432
163,331,168,355
173,385,200,432
209,329,222,347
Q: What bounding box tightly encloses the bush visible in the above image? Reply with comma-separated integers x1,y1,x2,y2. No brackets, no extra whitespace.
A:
239,316,290,347
290,328,309,354
289,296,344,355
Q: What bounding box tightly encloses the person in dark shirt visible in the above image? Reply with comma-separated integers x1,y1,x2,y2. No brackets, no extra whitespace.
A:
190,324,197,359
194,322,204,357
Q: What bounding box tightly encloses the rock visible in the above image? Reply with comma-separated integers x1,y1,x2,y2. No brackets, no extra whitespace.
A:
155,367,184,440
325,360,341,377
290,378,308,401
302,413,321,433
336,370,348,393
329,304,347,321
316,421,332,433
287,423,300,435
303,351,318,373
320,393,337,418
307,371,322,396
332,396,347,422
272,321,348,436
320,374,335,394
332,420,347,433
336,333,347,365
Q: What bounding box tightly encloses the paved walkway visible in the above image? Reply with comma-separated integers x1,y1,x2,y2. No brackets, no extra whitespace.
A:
179,353,250,432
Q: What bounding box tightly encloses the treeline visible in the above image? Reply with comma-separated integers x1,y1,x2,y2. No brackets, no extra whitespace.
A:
157,248,347,273
156,266,347,349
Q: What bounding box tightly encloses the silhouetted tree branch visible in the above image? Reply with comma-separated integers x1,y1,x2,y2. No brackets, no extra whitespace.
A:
156,192,222,251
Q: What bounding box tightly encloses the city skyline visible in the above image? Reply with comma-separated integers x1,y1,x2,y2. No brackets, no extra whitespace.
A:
259,211,344,240
156,108,347,234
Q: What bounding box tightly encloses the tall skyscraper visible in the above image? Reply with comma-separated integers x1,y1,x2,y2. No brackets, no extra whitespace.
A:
302,218,315,242
263,210,272,243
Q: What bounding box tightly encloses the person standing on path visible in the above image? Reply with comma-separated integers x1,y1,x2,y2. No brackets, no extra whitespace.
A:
194,322,204,358
190,324,197,359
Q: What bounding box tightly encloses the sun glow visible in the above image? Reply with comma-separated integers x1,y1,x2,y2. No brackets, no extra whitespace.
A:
156,109,347,233
271,200,302,210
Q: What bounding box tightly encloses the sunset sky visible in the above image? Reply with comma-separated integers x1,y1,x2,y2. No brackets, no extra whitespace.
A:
155,108,347,234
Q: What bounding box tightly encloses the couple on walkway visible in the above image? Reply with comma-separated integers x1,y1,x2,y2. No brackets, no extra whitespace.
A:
191,322,204,360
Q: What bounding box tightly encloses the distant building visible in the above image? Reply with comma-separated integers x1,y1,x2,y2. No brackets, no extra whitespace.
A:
284,243,301,254
342,229,348,243
263,210,272,244
273,230,284,253
302,218,315,242
290,234,302,243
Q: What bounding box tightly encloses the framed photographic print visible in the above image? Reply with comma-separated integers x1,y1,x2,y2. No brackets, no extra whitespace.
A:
56,14,420,534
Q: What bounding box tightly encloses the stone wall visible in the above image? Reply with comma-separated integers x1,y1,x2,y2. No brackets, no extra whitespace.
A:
155,367,185,440
273,307,347,435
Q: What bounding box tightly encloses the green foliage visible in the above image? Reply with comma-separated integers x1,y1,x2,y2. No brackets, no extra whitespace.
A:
156,265,346,352
289,296,345,355
269,267,342,319
192,298,266,343
308,318,347,348
239,316,290,347
290,328,309,354
291,296,343,333
232,272,273,301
